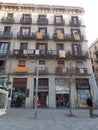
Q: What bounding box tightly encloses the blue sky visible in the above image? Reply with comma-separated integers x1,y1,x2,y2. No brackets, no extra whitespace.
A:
0,0,97,46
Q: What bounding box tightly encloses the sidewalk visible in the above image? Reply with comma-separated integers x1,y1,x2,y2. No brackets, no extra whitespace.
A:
0,108,98,130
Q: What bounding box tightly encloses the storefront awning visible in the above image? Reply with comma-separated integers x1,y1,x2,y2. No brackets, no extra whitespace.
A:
13,67,28,73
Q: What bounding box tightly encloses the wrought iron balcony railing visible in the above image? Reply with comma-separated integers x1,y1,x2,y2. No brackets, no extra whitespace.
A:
1,17,15,24
17,32,35,39
13,49,89,59
37,18,48,25
54,19,65,25
20,17,32,24
0,31,13,39
56,66,88,75
35,67,48,75
69,20,81,26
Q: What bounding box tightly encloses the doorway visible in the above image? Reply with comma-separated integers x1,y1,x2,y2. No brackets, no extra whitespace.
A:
56,94,69,107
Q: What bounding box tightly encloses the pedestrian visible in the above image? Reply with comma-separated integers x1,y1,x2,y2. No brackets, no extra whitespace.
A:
86,96,94,118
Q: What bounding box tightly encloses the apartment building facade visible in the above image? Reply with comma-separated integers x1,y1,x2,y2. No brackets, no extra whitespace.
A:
0,2,94,108
89,39,98,86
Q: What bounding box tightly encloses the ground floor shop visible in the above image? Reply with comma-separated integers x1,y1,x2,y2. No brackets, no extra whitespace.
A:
6,76,94,108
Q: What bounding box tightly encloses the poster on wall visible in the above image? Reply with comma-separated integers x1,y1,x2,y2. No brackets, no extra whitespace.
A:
77,89,90,108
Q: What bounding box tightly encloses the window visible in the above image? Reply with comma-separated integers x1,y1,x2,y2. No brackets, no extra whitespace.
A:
38,28,47,35
39,15,46,19
4,26,11,32
36,43,47,50
94,46,97,51
18,60,26,67
55,15,63,23
0,78,5,88
0,60,5,72
57,44,64,50
55,28,64,34
0,42,9,53
39,60,46,70
23,14,31,19
71,16,78,24
7,13,13,18
20,43,28,50
20,27,30,35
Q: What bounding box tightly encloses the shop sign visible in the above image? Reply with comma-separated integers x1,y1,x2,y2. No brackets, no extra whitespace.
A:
56,86,69,93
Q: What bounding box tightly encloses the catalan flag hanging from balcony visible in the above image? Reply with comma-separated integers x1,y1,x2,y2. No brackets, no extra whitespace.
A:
36,32,42,39
58,33,64,40
74,33,80,40
59,50,65,58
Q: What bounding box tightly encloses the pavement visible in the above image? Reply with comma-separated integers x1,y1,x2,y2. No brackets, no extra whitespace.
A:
0,108,98,130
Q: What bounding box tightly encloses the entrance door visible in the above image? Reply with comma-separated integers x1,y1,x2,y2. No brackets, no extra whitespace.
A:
12,78,27,108
56,94,69,107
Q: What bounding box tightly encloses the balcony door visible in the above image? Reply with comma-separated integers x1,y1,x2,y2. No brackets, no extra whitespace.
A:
38,28,47,35
36,43,47,54
20,43,28,53
20,27,30,36
71,16,78,24
0,42,9,54
72,44,81,55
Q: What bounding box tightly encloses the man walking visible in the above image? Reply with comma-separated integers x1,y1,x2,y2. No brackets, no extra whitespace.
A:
86,97,94,118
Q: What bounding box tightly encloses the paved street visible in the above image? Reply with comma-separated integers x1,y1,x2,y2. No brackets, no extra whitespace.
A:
0,108,98,130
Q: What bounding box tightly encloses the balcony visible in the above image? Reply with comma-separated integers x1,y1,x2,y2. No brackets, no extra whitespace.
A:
55,66,68,75
54,20,65,25
74,68,88,75
13,49,35,56
1,17,15,24
35,67,48,75
0,31,13,39
69,20,81,26
13,66,28,73
64,34,85,42
53,33,65,41
17,32,35,40
35,32,49,40
37,18,48,25
20,17,32,24
13,49,89,60
56,67,88,75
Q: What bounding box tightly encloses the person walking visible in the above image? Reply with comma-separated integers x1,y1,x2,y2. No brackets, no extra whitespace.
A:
86,96,94,118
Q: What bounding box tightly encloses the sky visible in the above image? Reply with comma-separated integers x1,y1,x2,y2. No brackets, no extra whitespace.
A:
0,0,97,46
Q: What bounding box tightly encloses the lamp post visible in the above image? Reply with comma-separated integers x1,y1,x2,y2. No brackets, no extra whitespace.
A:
69,74,72,117
34,59,39,119
68,53,73,117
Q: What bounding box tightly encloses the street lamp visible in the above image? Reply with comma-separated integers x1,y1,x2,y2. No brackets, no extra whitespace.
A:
69,73,72,117
34,59,39,119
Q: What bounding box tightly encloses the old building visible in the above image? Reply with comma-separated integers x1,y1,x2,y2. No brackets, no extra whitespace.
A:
0,2,94,108
89,39,98,86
